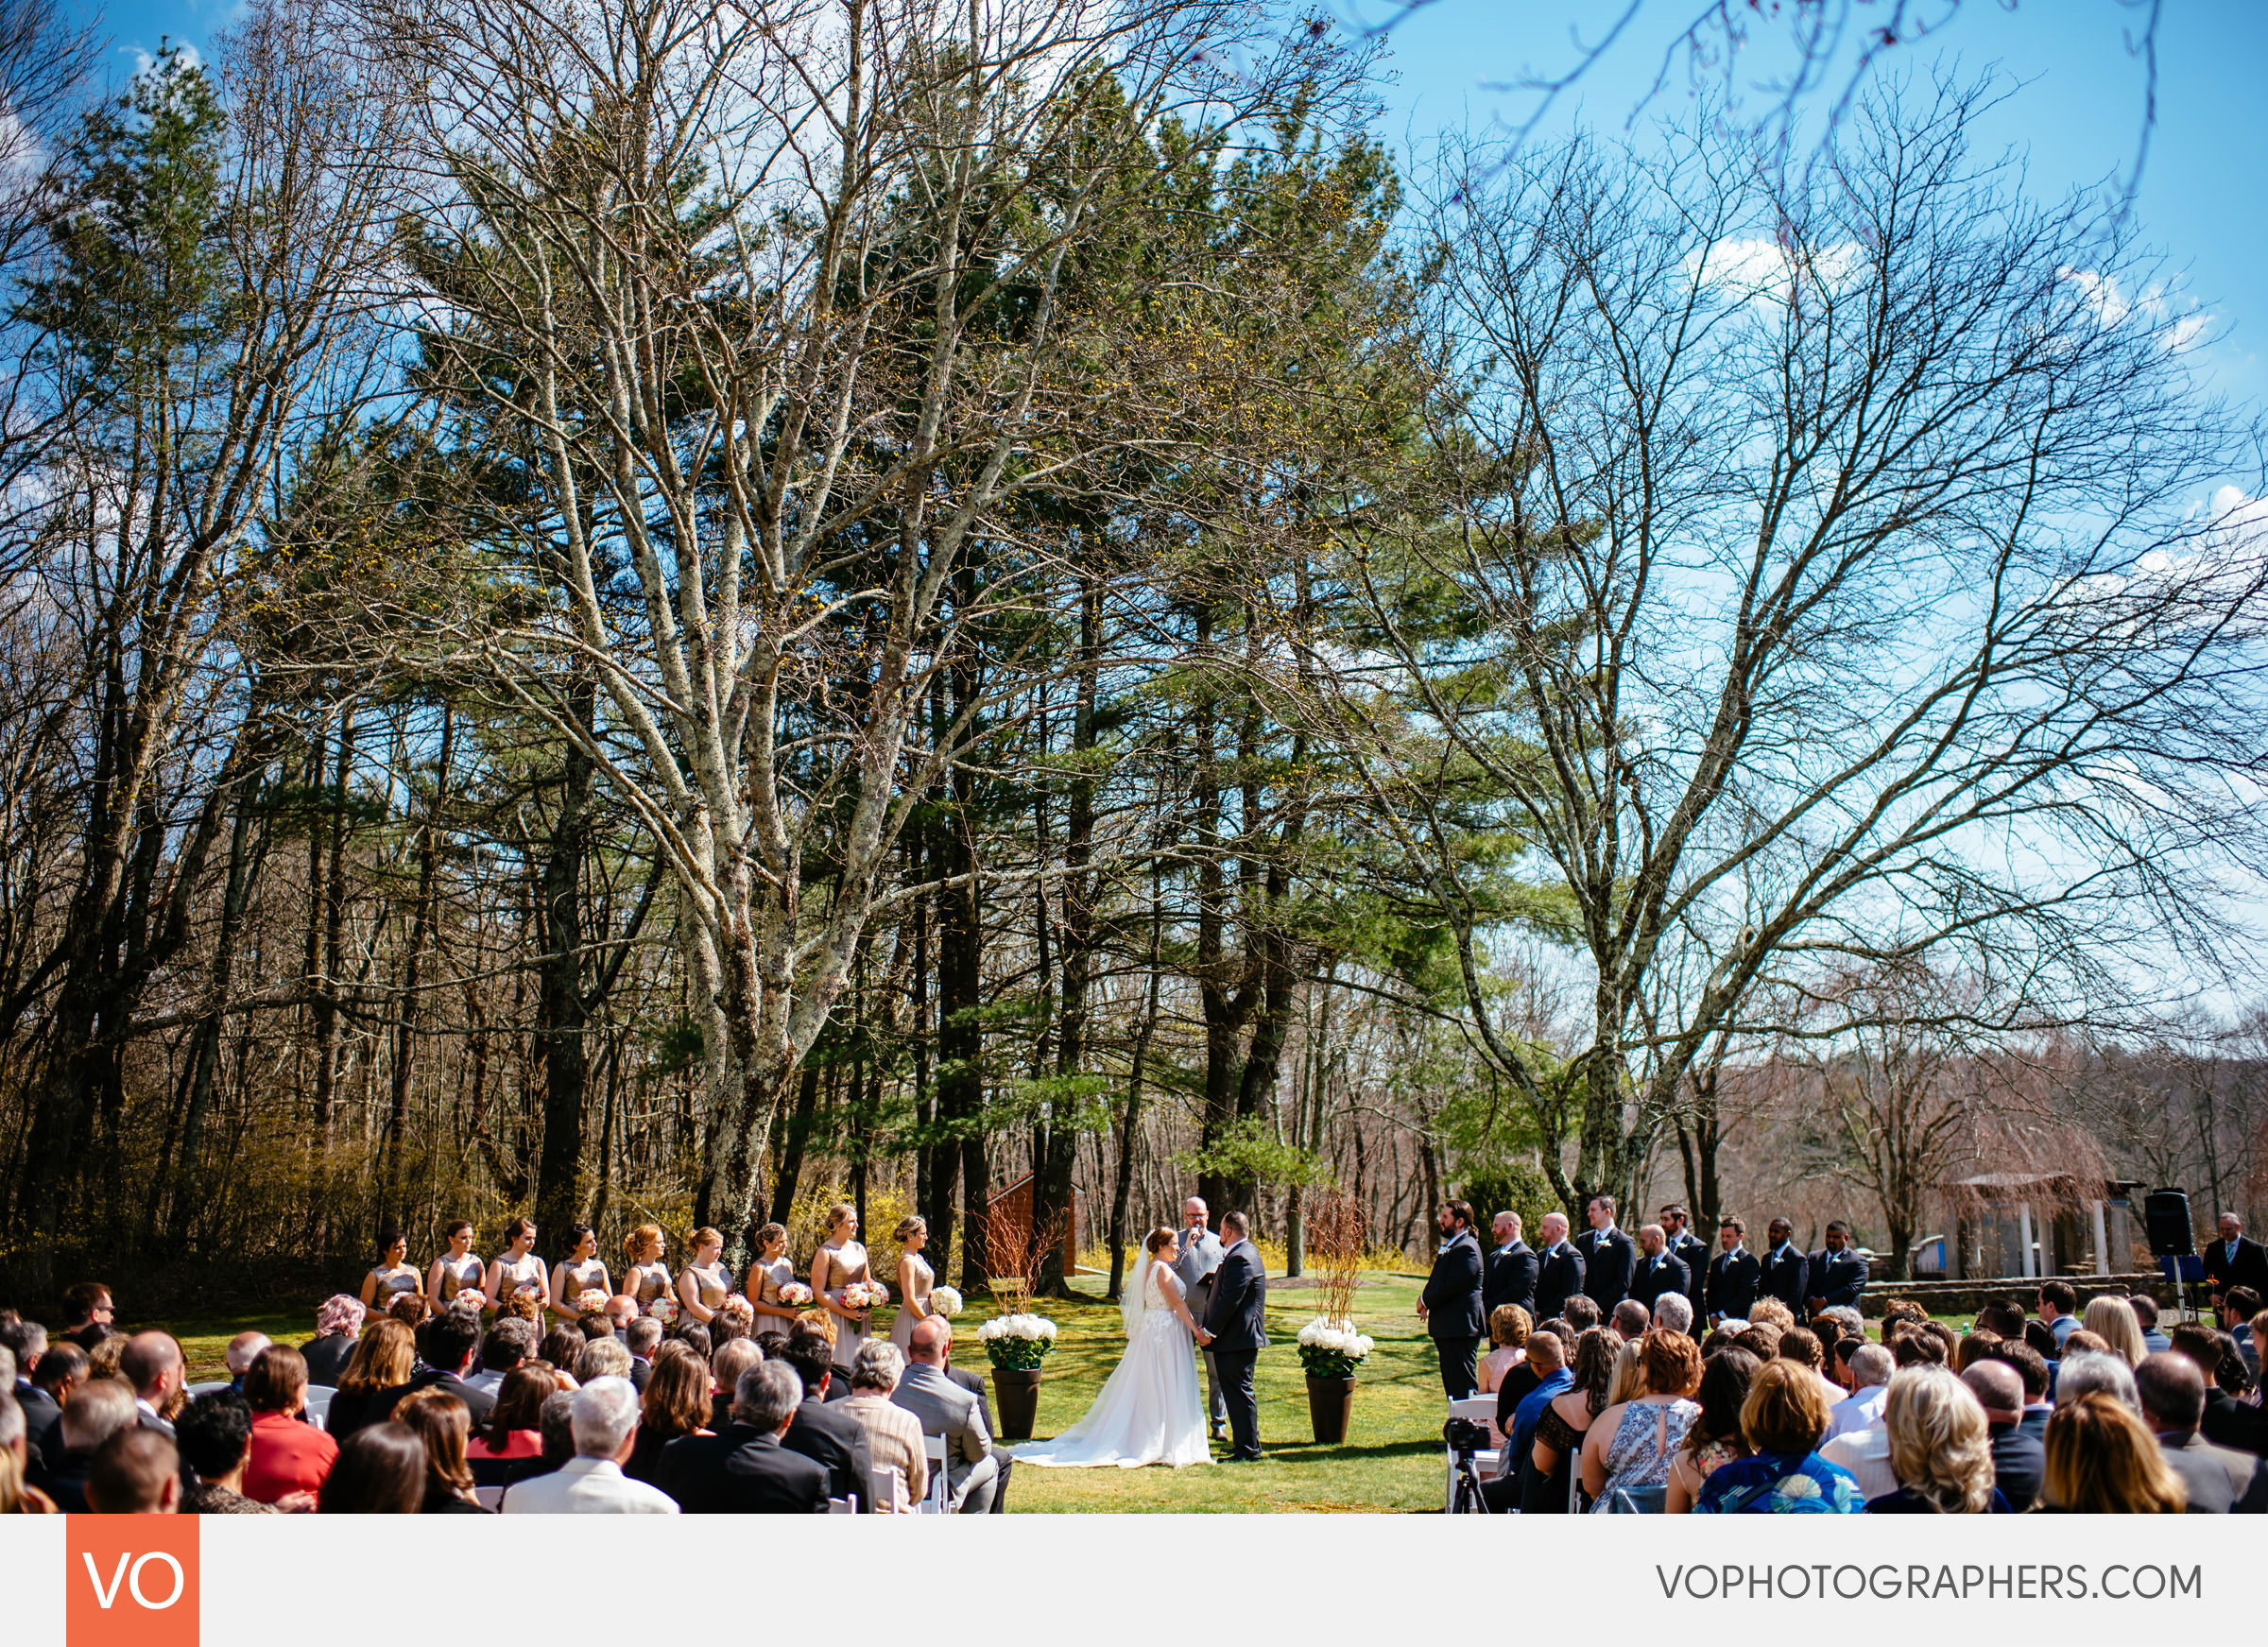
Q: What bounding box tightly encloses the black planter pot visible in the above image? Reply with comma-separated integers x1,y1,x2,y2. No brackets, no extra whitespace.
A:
1305,1374,1356,1443
992,1366,1044,1440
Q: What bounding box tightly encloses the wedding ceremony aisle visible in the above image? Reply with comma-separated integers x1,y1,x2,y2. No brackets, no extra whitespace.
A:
159,1271,1449,1513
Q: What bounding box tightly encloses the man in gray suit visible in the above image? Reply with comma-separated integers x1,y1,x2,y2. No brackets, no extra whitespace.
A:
936,1317,1013,1511
1170,1195,1227,1440
891,1316,1002,1513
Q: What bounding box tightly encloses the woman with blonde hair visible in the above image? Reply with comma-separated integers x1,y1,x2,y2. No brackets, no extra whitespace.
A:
622,1225,672,1315
1605,1337,1649,1409
1865,1365,2009,1513
888,1214,936,1352
811,1202,878,1368
678,1227,732,1326
2081,1295,2147,1368
2043,1391,2186,1512
322,1319,417,1444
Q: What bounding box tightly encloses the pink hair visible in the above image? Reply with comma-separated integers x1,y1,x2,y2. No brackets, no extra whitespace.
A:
315,1294,366,1338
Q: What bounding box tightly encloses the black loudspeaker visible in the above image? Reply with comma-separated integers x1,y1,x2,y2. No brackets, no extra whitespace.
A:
2145,1189,2196,1259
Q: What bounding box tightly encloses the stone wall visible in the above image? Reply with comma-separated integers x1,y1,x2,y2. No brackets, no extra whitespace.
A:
1858,1272,2171,1319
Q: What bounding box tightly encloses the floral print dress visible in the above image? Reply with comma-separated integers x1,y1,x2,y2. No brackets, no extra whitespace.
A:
1692,1450,1867,1513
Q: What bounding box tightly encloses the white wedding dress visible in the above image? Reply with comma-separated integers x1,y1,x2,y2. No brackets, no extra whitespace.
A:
1016,1258,1211,1468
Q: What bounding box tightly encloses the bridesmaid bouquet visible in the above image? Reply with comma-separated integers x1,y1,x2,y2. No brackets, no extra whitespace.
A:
931,1286,964,1318
842,1279,890,1312
575,1289,610,1316
451,1290,489,1314
645,1295,679,1324
777,1282,814,1307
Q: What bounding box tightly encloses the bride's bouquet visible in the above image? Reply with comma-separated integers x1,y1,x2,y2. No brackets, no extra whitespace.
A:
978,1312,1057,1370
1296,1317,1375,1380
930,1285,964,1318
842,1279,890,1312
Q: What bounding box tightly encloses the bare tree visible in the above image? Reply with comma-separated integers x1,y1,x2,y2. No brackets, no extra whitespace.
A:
1323,79,2268,1220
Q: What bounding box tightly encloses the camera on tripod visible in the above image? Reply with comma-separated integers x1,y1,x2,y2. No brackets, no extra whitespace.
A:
1443,1415,1490,1453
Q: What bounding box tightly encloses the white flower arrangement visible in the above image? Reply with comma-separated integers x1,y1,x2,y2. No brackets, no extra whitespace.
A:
978,1312,1058,1343
1296,1316,1375,1377
645,1295,679,1324
978,1312,1057,1368
931,1285,964,1318
574,1289,610,1316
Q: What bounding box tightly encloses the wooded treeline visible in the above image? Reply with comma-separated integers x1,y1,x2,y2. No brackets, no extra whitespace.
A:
0,0,2262,1303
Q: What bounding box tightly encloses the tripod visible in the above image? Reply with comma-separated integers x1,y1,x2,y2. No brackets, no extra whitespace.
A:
1449,1443,1496,1514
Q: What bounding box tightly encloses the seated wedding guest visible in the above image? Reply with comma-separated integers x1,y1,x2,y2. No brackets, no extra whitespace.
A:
325,1319,417,1443
627,1342,713,1484
600,1295,640,1338
395,1309,495,1426
395,1388,490,1514
359,1231,424,1320
2042,1391,2185,1512
524,1392,577,1484
932,1320,1006,1500
1983,1340,2053,1438
2036,1278,2080,1349
503,1377,677,1513
1478,1305,1531,1397
2062,1329,2112,1359
465,1365,552,1487
177,1391,285,1515
2224,1287,2263,1378
1963,1359,2043,1510
60,1282,114,1351
318,1422,424,1513
1777,1328,1841,1405
2134,1352,2263,1514
537,1325,586,1375
1654,1294,1694,1337
1746,1298,1796,1331
1954,1329,2002,1372
0,1389,55,1513
777,1323,871,1502
1490,1331,1569,1511
469,1318,536,1397
1818,1304,1864,1340
2170,1326,2265,1454
1665,1347,1759,1513
625,1317,662,1393
223,1332,269,1391
658,1360,827,1514
2021,1318,2061,1368
85,1428,180,1514
842,1342,928,1511
574,1335,634,1386
2083,1295,2147,1368
86,1333,129,1386
1693,1359,1865,1513
1864,1366,2011,1513
498,1291,545,1334
1581,1329,1701,1514
1888,1326,1945,1368
120,1332,184,1436
33,1378,135,1511
1523,1326,1617,1513
1560,1295,1602,1336
2133,1293,2172,1354
1608,1300,1651,1343
1605,1338,1645,1409
241,1347,337,1503
710,1339,765,1433
2250,1311,2268,1408
679,1323,714,1362
1732,1323,1782,1362
301,1296,365,1388
1826,1344,1893,1441
22,1341,80,1459
893,1316,1000,1513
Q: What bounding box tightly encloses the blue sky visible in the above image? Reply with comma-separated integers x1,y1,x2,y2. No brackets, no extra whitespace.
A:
75,0,2266,407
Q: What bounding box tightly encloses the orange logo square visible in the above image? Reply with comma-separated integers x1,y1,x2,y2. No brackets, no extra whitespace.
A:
66,1516,198,1647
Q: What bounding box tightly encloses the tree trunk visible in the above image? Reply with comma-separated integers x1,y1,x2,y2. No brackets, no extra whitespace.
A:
382,706,452,1231
533,678,595,1237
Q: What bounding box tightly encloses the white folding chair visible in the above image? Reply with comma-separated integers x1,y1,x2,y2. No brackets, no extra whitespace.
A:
919,1433,951,1514
827,1494,859,1514
472,1484,505,1512
184,1380,232,1398
868,1463,908,1515
1444,1397,1500,1513
301,1387,335,1429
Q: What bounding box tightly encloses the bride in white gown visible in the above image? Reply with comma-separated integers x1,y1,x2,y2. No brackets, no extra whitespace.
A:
1018,1227,1215,1468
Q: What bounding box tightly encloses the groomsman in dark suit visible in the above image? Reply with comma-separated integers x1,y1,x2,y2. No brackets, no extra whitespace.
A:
1627,1225,1692,1318
1761,1218,1809,1314
1533,1212,1586,1322
1660,1205,1710,1321
1705,1216,1761,1323
1484,1210,1538,1320
1575,1195,1638,1312
1419,1201,1487,1399
1804,1221,1869,1312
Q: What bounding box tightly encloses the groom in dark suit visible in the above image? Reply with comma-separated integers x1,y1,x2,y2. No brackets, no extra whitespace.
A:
1202,1210,1267,1461
1419,1200,1486,1398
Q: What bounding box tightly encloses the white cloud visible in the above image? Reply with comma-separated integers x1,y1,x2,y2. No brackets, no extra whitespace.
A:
2056,266,2211,354
1688,235,1863,308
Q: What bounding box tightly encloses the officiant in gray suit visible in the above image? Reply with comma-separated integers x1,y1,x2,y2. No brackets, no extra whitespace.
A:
1171,1195,1227,1440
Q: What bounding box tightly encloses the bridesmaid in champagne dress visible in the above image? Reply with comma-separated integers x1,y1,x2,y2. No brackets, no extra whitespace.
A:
360,1231,424,1318
549,1224,611,1324
622,1225,672,1315
811,1203,875,1368
747,1223,800,1335
888,1215,936,1353
487,1218,549,1316
675,1227,730,1327
425,1221,486,1314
